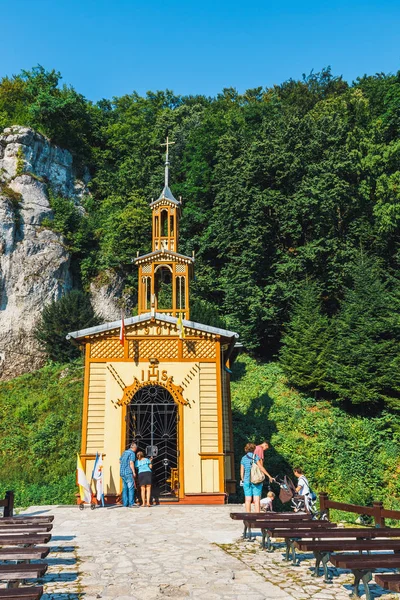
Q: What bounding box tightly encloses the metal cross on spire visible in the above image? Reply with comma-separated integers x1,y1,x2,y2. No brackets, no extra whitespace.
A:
160,136,175,188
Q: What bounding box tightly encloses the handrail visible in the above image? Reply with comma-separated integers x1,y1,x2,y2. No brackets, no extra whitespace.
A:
319,492,398,527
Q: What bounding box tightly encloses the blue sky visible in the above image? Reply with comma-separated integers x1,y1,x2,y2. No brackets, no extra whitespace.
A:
1,0,399,102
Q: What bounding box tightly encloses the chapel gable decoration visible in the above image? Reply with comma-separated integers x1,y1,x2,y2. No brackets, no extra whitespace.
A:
67,138,239,504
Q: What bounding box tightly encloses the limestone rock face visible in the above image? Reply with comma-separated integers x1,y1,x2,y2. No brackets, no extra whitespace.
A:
0,126,88,379
90,270,133,322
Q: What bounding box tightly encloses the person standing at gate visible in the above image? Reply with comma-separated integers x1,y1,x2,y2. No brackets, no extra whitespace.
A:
135,451,153,507
119,442,137,508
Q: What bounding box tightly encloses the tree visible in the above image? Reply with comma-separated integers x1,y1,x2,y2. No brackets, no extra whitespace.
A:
35,291,99,363
326,256,400,408
279,282,330,393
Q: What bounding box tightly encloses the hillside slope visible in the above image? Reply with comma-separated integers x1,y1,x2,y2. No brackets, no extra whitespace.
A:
0,360,83,505
0,354,398,510
231,355,400,510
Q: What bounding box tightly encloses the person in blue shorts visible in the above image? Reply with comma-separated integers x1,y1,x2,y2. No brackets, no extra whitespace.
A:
240,442,274,512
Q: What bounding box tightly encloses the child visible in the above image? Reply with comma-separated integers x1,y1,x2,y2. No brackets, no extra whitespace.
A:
260,490,275,512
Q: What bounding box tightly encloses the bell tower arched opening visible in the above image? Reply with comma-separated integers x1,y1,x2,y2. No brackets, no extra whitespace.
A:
155,265,173,311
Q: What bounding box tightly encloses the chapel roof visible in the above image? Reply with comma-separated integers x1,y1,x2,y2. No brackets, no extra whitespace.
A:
150,185,180,207
134,249,194,265
66,312,239,343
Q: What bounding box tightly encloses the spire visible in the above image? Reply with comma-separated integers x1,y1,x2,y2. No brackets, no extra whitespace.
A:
152,136,180,206
161,136,174,188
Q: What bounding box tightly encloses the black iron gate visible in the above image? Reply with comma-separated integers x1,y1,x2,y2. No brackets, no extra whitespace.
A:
127,385,178,498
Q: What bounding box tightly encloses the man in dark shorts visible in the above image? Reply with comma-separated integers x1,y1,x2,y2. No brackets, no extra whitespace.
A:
119,442,137,507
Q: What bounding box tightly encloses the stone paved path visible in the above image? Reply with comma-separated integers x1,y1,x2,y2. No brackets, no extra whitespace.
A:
19,505,398,600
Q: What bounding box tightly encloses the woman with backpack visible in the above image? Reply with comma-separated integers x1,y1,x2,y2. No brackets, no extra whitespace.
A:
240,443,274,512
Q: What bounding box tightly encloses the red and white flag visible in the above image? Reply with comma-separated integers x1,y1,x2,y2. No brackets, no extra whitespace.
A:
119,315,125,346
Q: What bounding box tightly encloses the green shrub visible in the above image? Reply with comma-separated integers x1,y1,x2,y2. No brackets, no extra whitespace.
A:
34,290,99,362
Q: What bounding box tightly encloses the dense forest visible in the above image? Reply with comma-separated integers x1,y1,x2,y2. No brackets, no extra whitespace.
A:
1,65,400,412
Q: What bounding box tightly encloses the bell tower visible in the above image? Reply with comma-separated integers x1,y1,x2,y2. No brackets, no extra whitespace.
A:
135,138,194,319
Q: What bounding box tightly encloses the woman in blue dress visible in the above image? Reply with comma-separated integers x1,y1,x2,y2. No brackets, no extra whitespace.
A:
240,442,273,512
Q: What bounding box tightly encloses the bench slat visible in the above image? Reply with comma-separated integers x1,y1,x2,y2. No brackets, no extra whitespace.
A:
0,587,43,599
0,517,53,524
0,563,48,579
269,528,400,538
230,512,312,521
0,525,52,533
0,534,51,545
330,553,400,569
0,547,50,560
296,539,400,552
375,574,400,592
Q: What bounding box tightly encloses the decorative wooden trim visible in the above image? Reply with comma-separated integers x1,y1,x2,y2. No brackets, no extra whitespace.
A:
180,493,227,505
88,357,218,364
215,341,224,492
178,403,185,499
80,453,103,459
80,343,91,457
199,453,225,457
226,358,236,481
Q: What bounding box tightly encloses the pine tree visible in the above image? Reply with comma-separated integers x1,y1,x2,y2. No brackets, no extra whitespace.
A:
280,282,330,393
326,256,400,408
35,290,99,363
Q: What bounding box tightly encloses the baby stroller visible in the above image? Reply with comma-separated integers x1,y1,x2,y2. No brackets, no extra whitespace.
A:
275,475,318,517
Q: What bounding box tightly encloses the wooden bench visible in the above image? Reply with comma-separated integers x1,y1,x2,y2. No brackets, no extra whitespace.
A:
374,573,400,594
230,511,313,539
0,589,43,599
252,520,338,553
330,552,400,600
295,537,400,582
0,534,51,546
272,526,400,565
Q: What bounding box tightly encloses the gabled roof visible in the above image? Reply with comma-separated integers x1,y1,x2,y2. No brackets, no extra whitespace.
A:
134,249,194,265
150,186,180,207
66,312,239,343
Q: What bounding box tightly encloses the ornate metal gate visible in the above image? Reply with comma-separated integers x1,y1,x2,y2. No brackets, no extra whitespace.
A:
127,385,178,498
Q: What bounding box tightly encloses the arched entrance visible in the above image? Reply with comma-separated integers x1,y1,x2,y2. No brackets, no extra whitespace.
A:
126,384,179,499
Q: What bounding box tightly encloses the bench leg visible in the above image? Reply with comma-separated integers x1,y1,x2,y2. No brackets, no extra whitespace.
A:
290,541,298,566
266,531,273,552
312,551,322,577
243,523,247,539
322,552,332,583
351,569,372,600
284,540,291,562
284,540,298,565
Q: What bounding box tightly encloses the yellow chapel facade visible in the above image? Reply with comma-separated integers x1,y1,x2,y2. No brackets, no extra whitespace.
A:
68,143,239,504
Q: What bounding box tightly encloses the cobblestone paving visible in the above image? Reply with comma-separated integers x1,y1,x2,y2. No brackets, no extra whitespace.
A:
222,535,398,600
18,505,399,600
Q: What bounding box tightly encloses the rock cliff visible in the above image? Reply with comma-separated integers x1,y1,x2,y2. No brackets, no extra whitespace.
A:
0,126,87,379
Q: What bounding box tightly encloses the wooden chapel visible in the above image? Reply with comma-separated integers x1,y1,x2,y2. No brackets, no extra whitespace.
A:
67,141,239,504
